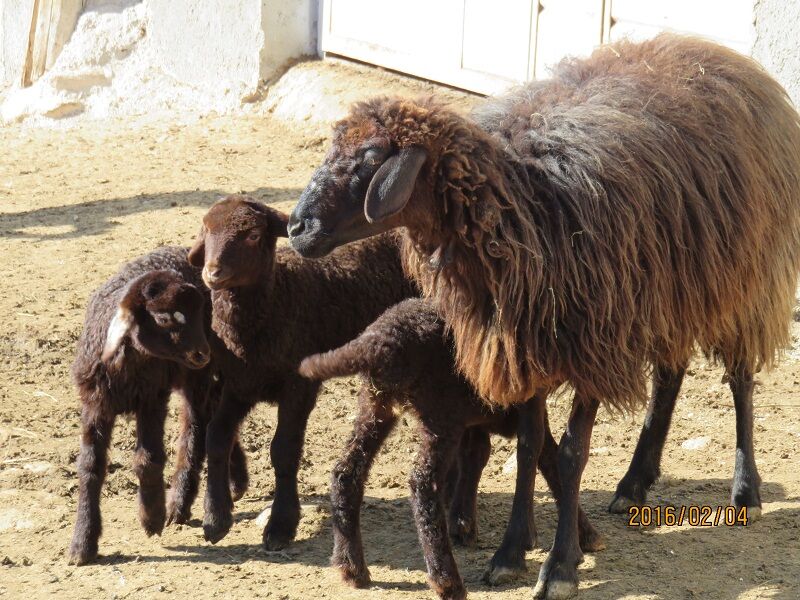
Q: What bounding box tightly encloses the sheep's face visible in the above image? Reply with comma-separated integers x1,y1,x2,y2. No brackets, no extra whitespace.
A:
188,195,289,290
289,102,429,258
102,271,210,369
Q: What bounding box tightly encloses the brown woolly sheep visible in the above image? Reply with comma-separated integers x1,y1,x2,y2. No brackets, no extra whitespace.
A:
289,34,800,598
68,247,248,565
300,298,604,599
187,195,417,548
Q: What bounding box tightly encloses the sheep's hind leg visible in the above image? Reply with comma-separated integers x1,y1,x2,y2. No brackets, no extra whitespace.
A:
229,435,249,501
263,376,319,550
609,365,685,513
331,387,397,588
448,426,491,547
410,425,465,600
134,398,168,536
68,409,115,565
727,364,762,520
533,396,598,600
484,397,542,586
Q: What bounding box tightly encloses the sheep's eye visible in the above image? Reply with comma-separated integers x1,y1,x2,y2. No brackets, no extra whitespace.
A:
363,147,386,166
247,231,261,242
153,313,171,327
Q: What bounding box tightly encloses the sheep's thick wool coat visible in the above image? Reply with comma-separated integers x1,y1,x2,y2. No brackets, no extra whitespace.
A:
339,34,800,409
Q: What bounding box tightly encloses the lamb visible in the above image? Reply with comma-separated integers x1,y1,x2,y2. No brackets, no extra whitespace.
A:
288,34,800,598
187,195,417,548
300,298,604,599
68,247,248,565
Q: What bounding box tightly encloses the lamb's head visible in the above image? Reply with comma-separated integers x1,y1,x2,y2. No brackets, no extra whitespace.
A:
188,195,289,290
289,97,453,258
102,270,210,369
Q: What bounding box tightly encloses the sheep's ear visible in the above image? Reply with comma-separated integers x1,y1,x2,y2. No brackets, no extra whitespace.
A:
365,147,427,223
267,210,290,238
187,226,206,267
101,306,134,363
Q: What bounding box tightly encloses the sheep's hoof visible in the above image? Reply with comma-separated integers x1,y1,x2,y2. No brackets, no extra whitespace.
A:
428,576,467,600
203,512,233,544
482,564,525,586
140,508,166,537
262,528,294,551
533,578,579,600
230,481,247,503
67,541,97,566
165,500,190,526
532,549,581,600
337,563,371,588
608,493,638,514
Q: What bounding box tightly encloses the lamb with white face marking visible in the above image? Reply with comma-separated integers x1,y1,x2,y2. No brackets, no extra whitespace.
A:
68,246,250,566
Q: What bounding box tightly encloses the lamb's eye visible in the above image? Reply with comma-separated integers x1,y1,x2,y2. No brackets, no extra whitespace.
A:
363,148,385,165
153,313,171,327
247,231,261,242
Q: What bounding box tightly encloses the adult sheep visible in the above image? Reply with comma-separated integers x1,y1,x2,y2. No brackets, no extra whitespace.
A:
288,34,800,598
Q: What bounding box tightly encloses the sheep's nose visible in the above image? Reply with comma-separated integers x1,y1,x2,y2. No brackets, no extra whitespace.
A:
287,216,306,238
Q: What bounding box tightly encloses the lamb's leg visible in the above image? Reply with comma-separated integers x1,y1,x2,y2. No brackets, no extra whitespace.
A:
533,396,598,600
410,425,465,600
133,399,168,536
609,365,685,513
68,409,115,565
484,397,542,585
538,410,605,553
167,397,205,525
448,426,491,547
229,435,249,502
727,364,762,519
203,389,251,543
262,376,319,550
331,387,397,588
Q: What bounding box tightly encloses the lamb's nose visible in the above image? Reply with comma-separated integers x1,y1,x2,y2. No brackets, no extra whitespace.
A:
287,217,306,238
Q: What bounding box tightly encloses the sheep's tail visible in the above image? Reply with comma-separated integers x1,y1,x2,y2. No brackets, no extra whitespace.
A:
298,332,382,381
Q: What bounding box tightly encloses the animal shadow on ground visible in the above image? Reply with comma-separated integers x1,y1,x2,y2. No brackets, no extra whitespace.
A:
86,480,797,599
0,187,301,241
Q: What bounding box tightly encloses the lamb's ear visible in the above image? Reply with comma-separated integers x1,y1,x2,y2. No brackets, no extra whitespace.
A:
267,210,290,238
187,226,206,267
101,306,134,363
365,146,427,223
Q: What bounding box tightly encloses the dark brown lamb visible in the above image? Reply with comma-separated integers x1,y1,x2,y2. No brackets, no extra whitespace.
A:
68,247,248,565
187,196,417,548
289,34,800,599
300,298,605,600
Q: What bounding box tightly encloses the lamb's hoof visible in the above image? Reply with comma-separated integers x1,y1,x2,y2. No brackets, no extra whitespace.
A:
533,578,579,600
482,564,526,586
608,493,638,514
140,508,166,537
579,523,606,553
165,502,190,526
203,512,233,544
449,519,477,547
67,541,97,566
262,528,294,551
429,578,467,600
337,563,371,588
230,481,247,502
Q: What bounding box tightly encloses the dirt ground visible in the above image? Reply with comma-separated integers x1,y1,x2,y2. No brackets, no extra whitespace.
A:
1,60,799,600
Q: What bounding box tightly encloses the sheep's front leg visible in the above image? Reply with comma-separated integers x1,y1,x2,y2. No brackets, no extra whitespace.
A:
484,397,542,585
533,396,598,600
728,364,762,519
203,390,251,543
331,387,397,587
410,425,465,600
609,365,685,512
262,376,319,550
448,426,491,547
134,398,168,536
167,396,205,525
68,409,116,565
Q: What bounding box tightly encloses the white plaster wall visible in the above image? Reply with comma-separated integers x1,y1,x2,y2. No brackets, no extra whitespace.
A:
753,0,800,106
149,0,317,99
0,1,35,87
